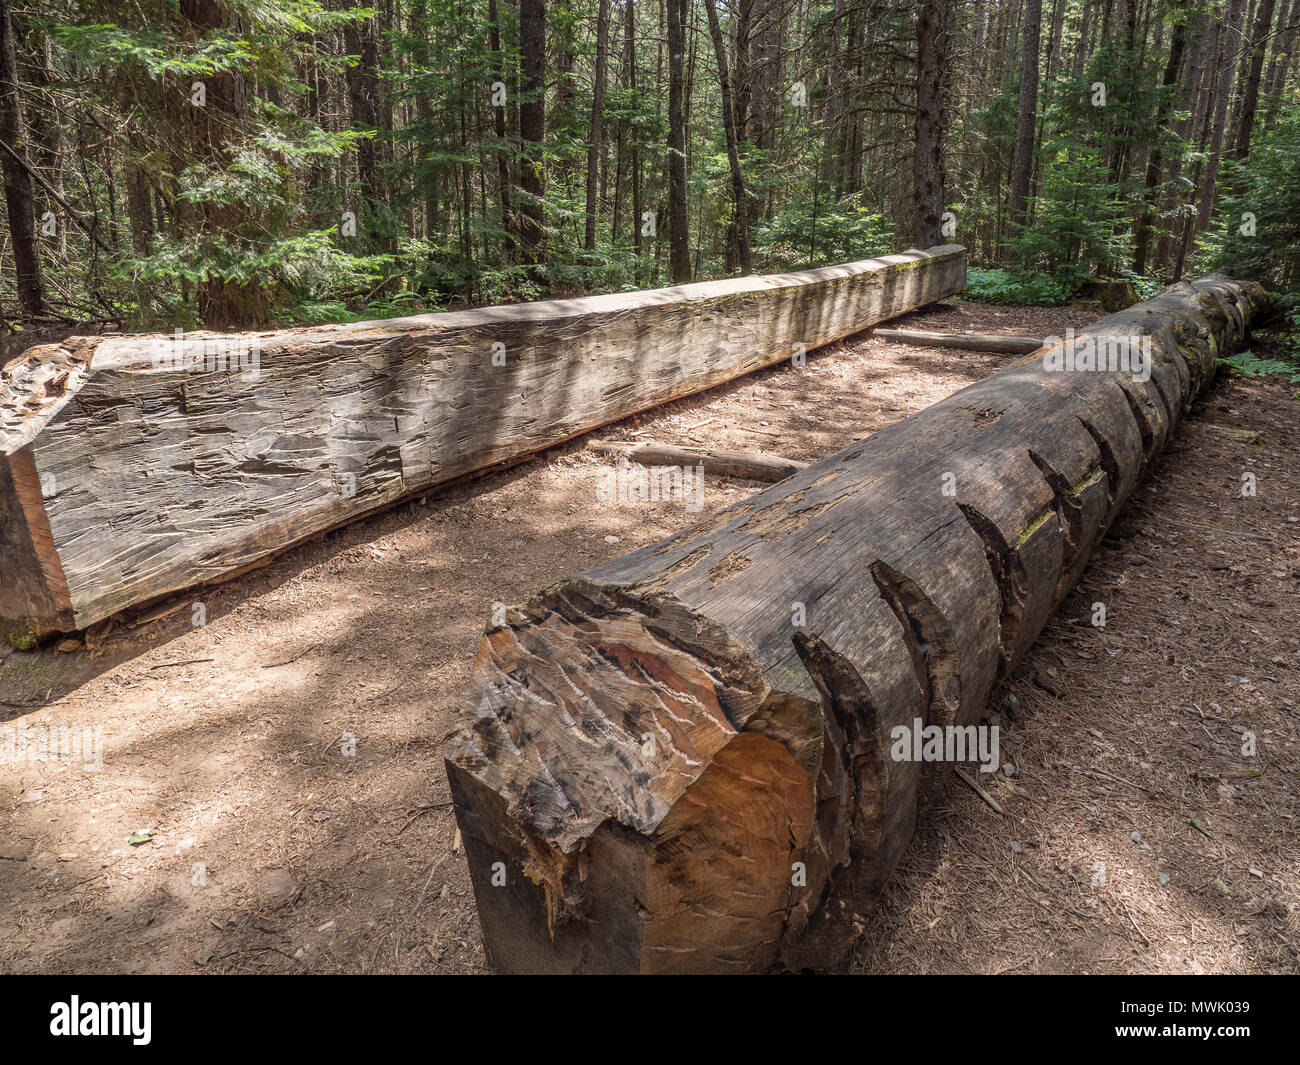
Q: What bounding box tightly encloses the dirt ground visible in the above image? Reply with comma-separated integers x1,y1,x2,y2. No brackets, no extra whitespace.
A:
2,299,1296,975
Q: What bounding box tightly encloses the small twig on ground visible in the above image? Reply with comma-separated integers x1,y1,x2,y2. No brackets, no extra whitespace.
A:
149,658,215,670
1165,519,1275,542
414,854,450,915
954,765,1007,816
214,945,304,966
261,643,320,669
393,801,454,839
1117,898,1152,946
1076,766,1154,796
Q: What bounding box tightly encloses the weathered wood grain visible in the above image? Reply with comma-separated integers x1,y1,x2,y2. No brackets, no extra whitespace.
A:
0,246,966,640
445,273,1268,974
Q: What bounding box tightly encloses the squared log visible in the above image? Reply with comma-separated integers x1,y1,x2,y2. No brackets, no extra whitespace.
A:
1,246,966,639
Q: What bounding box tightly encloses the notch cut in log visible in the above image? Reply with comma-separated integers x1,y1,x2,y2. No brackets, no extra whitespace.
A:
588,439,807,482
873,327,1046,354
445,272,1267,974
0,246,965,642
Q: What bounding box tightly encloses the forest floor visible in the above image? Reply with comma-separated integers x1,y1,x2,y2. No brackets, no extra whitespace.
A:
2,299,1297,975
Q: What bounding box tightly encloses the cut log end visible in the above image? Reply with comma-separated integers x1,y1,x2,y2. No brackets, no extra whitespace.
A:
446,583,832,973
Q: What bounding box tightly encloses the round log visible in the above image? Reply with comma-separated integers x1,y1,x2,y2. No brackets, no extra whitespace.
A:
445,273,1268,973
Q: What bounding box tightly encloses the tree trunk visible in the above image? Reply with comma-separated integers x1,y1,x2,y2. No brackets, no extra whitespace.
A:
1133,15,1186,275
703,0,752,275
1197,0,1245,230
913,0,949,248
1233,0,1278,160
181,0,269,328
0,0,46,316
518,0,547,270
1261,0,1299,131
626,0,642,273
488,0,516,259
446,272,1268,974
1154,12,1206,273
1006,0,1042,250
343,16,384,242
125,155,154,257
585,0,611,251
666,0,691,283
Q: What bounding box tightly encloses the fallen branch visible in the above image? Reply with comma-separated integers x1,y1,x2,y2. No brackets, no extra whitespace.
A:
149,657,215,670
0,136,116,256
873,327,1045,354
588,438,806,482
954,765,1007,815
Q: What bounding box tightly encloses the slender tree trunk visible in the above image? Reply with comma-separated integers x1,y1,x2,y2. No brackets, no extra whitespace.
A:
1074,0,1093,80
585,0,611,251
825,0,845,192
0,0,46,315
1233,0,1278,159
913,0,949,248
666,0,691,282
344,15,385,245
488,0,516,258
1262,0,1298,130
626,0,642,273
1133,14,1186,274
1230,0,1260,137
518,0,547,270
1198,0,1246,228
125,149,154,257
1030,0,1067,207
180,0,268,327
1154,12,1206,272
703,0,751,274
1006,0,1042,255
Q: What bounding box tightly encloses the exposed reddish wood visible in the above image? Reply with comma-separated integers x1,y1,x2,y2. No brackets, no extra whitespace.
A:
0,446,74,641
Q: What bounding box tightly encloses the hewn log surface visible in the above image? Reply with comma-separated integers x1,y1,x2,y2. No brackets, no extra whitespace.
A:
588,439,807,481
0,246,965,639
445,273,1267,974
873,327,1046,353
